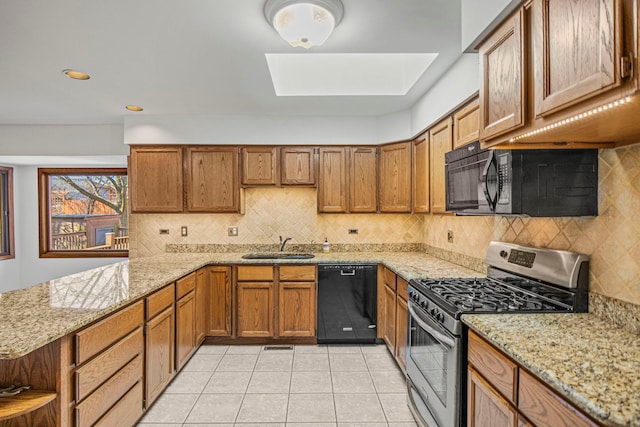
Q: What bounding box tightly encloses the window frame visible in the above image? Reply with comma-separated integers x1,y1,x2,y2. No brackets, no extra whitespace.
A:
38,168,128,258
0,166,15,261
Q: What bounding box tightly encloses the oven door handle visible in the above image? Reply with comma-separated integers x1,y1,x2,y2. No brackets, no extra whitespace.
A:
408,303,456,349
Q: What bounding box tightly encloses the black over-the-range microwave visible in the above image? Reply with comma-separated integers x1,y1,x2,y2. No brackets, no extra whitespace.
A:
444,141,598,216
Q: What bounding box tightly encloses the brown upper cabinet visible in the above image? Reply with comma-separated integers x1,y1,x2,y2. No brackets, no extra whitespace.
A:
412,135,429,213
185,146,240,213
533,0,622,117
317,146,377,213
280,147,316,186
478,8,526,141
429,118,453,214
317,147,348,213
477,0,640,148
379,141,412,213
453,97,480,148
241,146,277,186
130,147,184,213
349,147,378,213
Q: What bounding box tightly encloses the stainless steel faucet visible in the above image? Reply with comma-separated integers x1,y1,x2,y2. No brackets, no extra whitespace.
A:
279,235,292,252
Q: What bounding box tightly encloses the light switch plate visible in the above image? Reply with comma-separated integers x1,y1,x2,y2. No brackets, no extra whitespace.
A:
181,226,188,237
228,226,238,236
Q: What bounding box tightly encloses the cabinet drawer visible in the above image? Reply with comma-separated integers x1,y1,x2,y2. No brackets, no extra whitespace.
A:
75,353,143,427
467,330,517,404
519,369,598,427
237,265,274,281
75,301,144,365
279,265,316,281
397,277,408,301
93,380,143,427
383,267,397,291
176,272,196,299
146,284,175,320
75,326,143,402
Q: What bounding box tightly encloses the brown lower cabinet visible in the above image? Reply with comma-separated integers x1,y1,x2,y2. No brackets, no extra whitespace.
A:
175,289,196,370
380,265,408,372
145,284,175,407
73,301,145,427
236,264,317,339
468,330,599,427
205,266,233,336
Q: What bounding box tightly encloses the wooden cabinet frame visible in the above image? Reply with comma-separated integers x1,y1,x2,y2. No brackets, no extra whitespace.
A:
479,8,526,141
533,0,622,117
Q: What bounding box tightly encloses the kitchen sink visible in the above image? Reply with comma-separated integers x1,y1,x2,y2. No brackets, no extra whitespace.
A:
241,252,315,259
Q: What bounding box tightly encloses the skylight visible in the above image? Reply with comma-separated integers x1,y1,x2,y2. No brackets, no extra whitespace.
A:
265,53,438,96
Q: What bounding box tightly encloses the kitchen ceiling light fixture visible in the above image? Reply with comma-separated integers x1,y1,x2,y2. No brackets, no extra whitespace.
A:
264,0,344,49
125,105,143,112
62,69,90,80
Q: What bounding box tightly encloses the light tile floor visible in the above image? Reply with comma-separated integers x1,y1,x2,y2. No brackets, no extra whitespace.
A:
137,344,418,427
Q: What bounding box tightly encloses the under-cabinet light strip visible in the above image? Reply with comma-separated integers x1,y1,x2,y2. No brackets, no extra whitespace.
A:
509,96,633,142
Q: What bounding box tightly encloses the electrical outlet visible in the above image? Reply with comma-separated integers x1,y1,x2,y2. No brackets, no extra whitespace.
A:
159,229,170,235
447,230,454,243
228,226,238,237
348,228,359,234
181,226,188,237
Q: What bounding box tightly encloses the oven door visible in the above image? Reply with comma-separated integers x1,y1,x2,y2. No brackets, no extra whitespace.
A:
406,300,462,427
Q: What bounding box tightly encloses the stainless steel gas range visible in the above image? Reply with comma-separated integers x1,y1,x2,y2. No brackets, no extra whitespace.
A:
406,241,589,427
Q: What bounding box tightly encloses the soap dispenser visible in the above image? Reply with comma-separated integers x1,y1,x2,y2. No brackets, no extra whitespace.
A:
322,237,330,253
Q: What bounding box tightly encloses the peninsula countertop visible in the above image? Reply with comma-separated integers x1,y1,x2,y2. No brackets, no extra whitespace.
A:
0,251,478,359
463,313,640,427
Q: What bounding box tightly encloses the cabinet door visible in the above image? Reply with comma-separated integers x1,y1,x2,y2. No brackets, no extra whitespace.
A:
207,266,232,337
241,146,277,185
130,147,183,213
382,283,396,353
318,147,347,213
278,282,316,337
281,147,316,186
349,147,377,213
175,291,196,370
453,97,480,148
479,9,525,140
145,305,174,406
519,369,599,427
185,146,240,212
195,269,208,345
395,295,408,371
412,136,429,213
429,118,453,214
237,282,275,338
533,0,621,116
379,141,412,213
468,368,518,427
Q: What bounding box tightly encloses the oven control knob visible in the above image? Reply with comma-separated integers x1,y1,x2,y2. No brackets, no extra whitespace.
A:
408,291,414,298
420,301,427,309
437,313,445,322
430,308,437,316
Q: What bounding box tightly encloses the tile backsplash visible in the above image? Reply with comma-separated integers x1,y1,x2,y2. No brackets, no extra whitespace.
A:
130,144,640,306
424,144,640,306
129,187,425,258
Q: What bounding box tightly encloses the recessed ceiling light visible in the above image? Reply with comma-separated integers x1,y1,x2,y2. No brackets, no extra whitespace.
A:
62,69,90,80
125,105,144,112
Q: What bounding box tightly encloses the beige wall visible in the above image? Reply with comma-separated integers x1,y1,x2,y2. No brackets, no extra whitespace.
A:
424,145,640,306
130,144,640,306
129,187,425,257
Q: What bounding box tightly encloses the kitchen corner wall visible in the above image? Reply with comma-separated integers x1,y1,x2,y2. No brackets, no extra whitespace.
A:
425,145,640,306
129,187,425,258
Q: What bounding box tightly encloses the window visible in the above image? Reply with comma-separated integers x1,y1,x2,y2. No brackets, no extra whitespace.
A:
0,166,14,260
38,168,128,258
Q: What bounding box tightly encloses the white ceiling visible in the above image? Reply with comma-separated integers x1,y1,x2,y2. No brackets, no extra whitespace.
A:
0,0,463,125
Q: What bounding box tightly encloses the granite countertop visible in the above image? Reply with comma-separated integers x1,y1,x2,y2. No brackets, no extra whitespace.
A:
0,251,478,359
463,313,640,427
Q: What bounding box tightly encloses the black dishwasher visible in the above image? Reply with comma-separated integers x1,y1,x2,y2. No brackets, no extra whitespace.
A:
317,264,377,344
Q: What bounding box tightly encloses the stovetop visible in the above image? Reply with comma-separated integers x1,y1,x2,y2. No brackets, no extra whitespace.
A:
410,277,574,316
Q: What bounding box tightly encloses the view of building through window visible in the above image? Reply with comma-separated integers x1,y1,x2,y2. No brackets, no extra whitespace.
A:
39,169,128,256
